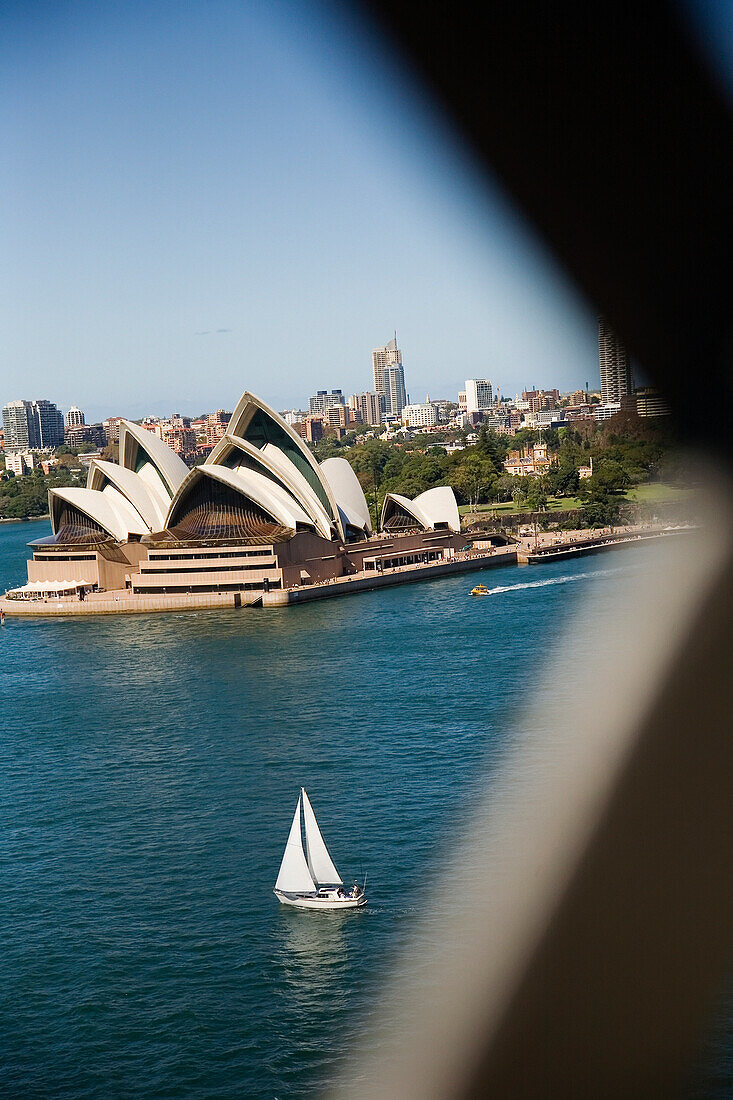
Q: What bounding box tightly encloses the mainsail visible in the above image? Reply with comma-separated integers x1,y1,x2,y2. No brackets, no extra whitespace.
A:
274,794,317,894
302,788,343,886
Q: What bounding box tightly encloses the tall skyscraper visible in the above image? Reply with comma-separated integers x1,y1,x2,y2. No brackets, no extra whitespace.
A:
384,364,407,418
33,400,65,448
66,406,86,430
372,337,407,416
2,399,64,451
599,317,633,403
464,379,493,415
2,401,34,451
372,337,402,396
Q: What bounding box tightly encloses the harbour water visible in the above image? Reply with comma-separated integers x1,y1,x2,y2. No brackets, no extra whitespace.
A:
0,520,728,1096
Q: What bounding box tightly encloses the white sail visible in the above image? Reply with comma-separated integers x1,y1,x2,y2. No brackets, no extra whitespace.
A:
302,788,343,886
275,794,317,894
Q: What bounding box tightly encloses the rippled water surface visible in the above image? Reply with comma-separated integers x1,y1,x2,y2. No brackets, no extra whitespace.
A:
0,520,727,1096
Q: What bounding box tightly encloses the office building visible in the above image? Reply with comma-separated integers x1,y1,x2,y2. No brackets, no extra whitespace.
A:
308,390,344,417
372,338,402,397
402,402,438,428
465,379,493,415
599,316,633,403
384,364,407,418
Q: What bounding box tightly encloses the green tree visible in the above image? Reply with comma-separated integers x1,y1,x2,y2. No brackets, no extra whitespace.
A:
449,454,497,509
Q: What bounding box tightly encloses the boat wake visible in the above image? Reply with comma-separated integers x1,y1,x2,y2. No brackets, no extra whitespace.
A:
481,567,622,597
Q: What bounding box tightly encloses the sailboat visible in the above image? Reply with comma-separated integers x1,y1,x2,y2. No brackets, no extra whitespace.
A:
273,788,366,910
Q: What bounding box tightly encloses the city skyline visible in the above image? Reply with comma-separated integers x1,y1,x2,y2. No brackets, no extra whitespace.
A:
4,1,598,421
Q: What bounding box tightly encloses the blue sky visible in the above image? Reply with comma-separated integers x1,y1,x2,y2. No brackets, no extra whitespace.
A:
3,0,599,421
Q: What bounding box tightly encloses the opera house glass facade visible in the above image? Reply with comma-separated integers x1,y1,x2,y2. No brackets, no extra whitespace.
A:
23,390,465,603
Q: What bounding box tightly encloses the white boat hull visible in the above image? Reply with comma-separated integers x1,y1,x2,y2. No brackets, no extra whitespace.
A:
274,889,366,910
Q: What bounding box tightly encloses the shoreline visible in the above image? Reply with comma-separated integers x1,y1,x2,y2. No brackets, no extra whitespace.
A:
0,525,691,618
0,514,50,524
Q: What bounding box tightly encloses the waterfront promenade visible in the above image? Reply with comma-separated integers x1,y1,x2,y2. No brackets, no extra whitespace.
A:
0,524,689,617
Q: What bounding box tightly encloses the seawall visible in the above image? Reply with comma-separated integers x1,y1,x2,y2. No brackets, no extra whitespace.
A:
261,549,517,607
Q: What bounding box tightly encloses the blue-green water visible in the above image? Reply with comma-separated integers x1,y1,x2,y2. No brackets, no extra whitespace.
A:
0,520,728,1096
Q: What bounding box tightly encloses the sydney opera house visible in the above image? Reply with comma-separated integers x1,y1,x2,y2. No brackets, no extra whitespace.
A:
20,390,469,604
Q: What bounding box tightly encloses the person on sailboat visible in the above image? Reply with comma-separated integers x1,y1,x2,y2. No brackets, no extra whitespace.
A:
350,881,362,900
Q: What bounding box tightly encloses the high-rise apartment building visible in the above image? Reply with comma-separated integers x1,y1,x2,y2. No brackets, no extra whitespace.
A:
308,389,344,416
2,401,34,451
204,409,231,445
349,391,383,425
65,406,85,430
33,400,65,448
384,364,407,418
465,379,493,415
599,316,633,403
2,399,64,451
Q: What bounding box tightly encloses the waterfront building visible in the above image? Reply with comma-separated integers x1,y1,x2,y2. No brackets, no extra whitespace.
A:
402,402,438,428
17,388,465,604
465,379,493,415
65,406,85,430
348,391,383,426
2,399,64,451
599,316,633,403
308,390,344,416
281,410,304,427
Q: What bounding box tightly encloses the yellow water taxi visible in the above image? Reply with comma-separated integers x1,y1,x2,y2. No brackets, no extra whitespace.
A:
471,584,490,596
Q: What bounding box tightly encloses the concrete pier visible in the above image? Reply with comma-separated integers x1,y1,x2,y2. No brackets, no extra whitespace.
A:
515,525,692,564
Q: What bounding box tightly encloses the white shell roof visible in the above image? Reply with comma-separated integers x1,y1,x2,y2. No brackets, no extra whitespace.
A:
118,419,189,498
381,486,460,533
87,459,165,530
224,391,344,539
208,433,334,540
413,486,461,533
165,464,316,532
320,457,372,535
49,487,147,541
